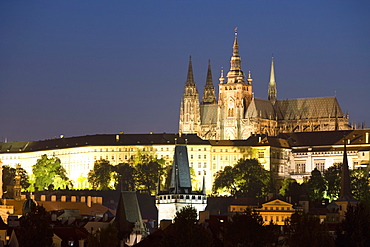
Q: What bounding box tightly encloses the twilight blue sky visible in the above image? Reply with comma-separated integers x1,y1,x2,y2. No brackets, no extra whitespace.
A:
1,0,369,142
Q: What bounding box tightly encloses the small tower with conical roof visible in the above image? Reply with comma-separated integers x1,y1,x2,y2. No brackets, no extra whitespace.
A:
156,145,207,225
179,56,201,134
202,60,216,104
268,56,277,104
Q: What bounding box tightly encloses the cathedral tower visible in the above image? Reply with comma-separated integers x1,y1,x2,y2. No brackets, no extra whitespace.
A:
217,28,252,139
268,57,277,104
202,60,216,104
179,56,201,134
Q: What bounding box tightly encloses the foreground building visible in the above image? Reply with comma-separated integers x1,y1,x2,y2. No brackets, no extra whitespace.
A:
156,145,207,224
0,130,369,191
179,29,351,140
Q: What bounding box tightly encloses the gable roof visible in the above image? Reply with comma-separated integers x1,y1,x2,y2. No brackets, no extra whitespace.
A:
245,98,276,119
274,97,343,120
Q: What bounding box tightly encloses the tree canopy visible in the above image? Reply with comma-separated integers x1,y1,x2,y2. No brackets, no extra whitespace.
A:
160,206,213,247
87,153,165,194
17,205,53,247
2,165,30,194
32,154,70,191
213,159,270,198
306,168,326,201
285,212,334,247
88,159,114,190
336,202,370,247
224,208,274,247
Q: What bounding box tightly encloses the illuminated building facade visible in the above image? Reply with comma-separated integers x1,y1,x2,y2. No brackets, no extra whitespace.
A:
0,130,369,192
179,29,351,140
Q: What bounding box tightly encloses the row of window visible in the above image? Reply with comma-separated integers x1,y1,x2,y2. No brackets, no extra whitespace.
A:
264,206,290,211
264,216,289,222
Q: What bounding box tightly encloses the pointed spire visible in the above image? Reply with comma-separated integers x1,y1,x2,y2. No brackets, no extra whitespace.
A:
186,56,195,86
339,140,354,201
219,67,225,84
270,56,275,84
247,70,253,84
206,59,213,85
226,28,245,84
268,56,277,104
202,59,216,104
233,27,239,57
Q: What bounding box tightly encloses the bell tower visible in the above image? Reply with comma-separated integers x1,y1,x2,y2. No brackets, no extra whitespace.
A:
217,28,252,139
179,56,201,134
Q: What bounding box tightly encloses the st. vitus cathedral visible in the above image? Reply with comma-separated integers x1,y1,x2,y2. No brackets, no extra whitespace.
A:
179,30,350,140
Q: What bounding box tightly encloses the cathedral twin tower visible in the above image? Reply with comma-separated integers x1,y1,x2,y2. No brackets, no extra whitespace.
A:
179,30,350,140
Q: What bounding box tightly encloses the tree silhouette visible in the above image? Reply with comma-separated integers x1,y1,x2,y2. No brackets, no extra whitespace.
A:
88,159,113,190
160,206,213,247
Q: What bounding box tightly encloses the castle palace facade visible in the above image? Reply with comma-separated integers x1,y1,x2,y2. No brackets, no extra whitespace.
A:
179,30,351,140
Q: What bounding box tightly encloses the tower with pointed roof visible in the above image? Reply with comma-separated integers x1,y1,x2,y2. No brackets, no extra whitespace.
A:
156,145,207,224
202,60,216,104
334,140,358,220
268,57,277,105
179,57,201,134
217,28,252,139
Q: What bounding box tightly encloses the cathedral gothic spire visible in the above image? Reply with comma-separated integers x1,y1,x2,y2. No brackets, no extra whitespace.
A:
226,27,246,84
202,59,216,104
268,56,277,104
186,56,195,86
179,56,201,134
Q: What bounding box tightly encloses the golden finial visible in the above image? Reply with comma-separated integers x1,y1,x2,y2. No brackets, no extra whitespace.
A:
234,27,238,36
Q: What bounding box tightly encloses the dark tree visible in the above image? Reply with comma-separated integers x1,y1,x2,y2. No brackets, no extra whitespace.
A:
17,205,53,247
114,163,136,191
2,165,30,192
224,208,273,247
336,203,370,247
87,223,119,247
324,164,342,201
285,212,334,247
135,160,163,195
88,159,113,190
306,168,326,201
160,206,213,247
350,168,370,203
213,159,270,198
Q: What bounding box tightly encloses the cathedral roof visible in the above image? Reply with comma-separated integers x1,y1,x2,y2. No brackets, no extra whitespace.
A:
200,104,218,124
245,98,276,119
274,97,343,120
